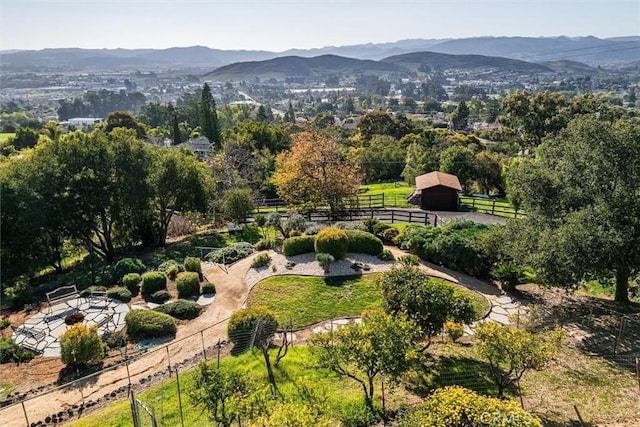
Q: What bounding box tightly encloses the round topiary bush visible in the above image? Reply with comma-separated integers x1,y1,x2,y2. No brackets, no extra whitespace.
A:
113,258,146,282
154,300,202,320
141,271,167,295
122,273,141,296
149,290,171,304
283,235,316,256
125,309,177,340
345,230,384,256
107,286,132,303
314,227,349,259
175,272,200,298
166,265,179,280
183,256,202,276
201,282,216,295
227,306,278,347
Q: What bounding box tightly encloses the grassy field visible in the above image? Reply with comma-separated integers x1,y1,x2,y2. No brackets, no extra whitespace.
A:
0,133,15,144
248,274,489,329
361,182,414,207
65,347,372,427
64,338,640,427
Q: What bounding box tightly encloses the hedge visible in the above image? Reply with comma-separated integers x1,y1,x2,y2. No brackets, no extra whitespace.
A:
125,309,177,340
107,286,132,303
154,300,202,320
315,228,349,259
141,271,167,295
282,235,316,256
176,272,200,298
345,230,383,256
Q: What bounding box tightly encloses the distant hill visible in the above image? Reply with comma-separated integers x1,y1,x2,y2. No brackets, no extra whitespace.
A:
1,36,637,70
204,54,407,80
540,60,597,74
381,51,553,73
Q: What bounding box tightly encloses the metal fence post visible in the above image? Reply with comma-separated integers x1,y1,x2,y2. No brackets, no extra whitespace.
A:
21,401,29,427
175,368,185,427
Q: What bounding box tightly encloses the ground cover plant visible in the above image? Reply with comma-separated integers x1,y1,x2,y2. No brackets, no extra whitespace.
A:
248,274,487,329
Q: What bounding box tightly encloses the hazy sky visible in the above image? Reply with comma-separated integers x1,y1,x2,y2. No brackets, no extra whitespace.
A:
2,0,639,51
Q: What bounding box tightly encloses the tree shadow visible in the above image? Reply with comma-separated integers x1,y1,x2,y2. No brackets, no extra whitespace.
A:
324,275,363,288
406,355,503,398
57,363,102,389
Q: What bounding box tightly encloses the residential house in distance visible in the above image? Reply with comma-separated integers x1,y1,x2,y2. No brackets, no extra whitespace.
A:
176,136,214,161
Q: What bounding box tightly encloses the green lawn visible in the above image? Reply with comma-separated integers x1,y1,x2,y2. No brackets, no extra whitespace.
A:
0,133,15,144
65,346,370,427
248,274,489,329
361,182,414,207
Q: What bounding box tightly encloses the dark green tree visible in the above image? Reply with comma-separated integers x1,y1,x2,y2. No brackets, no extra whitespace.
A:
200,83,221,144
507,116,640,302
450,100,469,131
439,145,475,193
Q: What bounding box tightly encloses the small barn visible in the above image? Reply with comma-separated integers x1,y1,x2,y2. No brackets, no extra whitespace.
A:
409,171,462,211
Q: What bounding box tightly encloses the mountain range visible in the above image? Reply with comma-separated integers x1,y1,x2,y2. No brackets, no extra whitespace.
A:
1,36,638,71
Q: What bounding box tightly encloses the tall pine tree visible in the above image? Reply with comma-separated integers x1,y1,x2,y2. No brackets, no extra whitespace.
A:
200,83,221,145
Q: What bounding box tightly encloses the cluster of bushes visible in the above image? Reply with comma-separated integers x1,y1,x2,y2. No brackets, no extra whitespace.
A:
157,260,183,280
206,242,254,265
315,228,350,259
122,273,141,296
125,309,177,340
113,258,146,282
395,221,499,277
154,300,202,320
345,230,383,256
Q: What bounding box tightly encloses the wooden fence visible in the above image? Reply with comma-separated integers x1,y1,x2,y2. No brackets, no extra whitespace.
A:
252,207,439,227
458,196,524,218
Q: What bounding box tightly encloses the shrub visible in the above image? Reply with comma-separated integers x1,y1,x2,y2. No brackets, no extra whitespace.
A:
5,275,31,309
201,282,216,295
289,230,302,237
491,262,523,291
60,324,105,368
284,213,307,237
141,271,167,295
0,337,33,364
107,286,132,303
227,306,278,347
254,238,276,250
283,235,316,256
0,319,10,330
345,229,383,255
403,386,542,427
398,254,420,266
285,261,296,270
176,272,200,298
103,329,127,350
206,242,254,265
122,273,141,296
315,228,349,259
79,285,106,298
166,265,179,280
149,290,171,304
113,258,146,281
444,320,465,342
304,223,326,235
251,253,272,269
64,311,85,325
184,256,202,276
157,260,183,273
378,249,395,261
125,309,177,340
316,253,335,273
154,300,203,320
381,227,399,243
361,217,390,236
